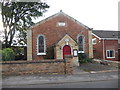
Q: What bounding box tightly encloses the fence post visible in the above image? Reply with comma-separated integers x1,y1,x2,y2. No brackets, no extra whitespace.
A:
64,55,73,74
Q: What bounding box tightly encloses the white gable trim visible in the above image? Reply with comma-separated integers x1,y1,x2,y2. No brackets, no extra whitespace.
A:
92,33,101,40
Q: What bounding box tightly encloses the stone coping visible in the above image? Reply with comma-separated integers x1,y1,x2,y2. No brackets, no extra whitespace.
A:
0,59,64,64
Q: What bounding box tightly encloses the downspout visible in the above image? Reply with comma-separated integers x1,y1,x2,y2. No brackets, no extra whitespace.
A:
102,39,105,60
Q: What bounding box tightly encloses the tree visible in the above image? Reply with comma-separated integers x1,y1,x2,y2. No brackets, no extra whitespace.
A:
1,1,49,48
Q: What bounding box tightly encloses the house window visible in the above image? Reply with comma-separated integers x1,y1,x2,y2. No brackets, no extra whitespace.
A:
77,35,84,53
106,50,115,58
92,38,96,44
118,39,120,44
37,35,46,55
57,22,66,26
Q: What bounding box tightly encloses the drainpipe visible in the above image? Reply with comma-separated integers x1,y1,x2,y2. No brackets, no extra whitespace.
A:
102,39,105,60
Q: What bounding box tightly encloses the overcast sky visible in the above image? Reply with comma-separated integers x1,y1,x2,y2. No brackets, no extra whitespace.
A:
0,0,119,31
34,0,119,30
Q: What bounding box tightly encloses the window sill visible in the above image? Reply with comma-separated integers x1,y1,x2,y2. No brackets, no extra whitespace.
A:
92,43,96,45
78,51,84,53
106,57,115,59
37,53,46,55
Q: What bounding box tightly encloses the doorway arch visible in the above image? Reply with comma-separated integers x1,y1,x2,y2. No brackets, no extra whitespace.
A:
63,45,71,59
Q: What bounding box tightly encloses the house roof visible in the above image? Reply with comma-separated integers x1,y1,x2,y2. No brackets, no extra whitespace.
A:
30,10,91,30
92,30,119,39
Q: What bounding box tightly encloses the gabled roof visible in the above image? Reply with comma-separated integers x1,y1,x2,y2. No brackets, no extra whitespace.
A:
92,30,119,39
30,10,91,30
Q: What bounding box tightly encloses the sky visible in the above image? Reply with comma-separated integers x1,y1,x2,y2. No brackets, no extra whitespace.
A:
0,0,119,32
34,0,119,30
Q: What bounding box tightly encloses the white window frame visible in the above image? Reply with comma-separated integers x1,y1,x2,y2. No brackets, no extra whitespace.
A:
118,39,120,44
37,34,46,55
106,50,115,58
77,35,85,53
92,38,97,45
57,22,66,26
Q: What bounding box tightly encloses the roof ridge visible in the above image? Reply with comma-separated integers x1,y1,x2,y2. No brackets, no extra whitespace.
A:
30,11,91,30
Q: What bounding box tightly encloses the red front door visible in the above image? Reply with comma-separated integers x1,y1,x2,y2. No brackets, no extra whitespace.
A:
63,45,71,59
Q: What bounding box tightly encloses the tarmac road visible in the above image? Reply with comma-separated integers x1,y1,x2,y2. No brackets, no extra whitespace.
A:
2,79,118,88
2,71,119,88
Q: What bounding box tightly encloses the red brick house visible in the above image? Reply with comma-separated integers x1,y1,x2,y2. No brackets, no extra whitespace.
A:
27,11,93,65
92,30,119,61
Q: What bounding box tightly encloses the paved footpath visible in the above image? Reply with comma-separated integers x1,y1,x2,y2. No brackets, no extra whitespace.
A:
2,62,119,88
2,70,119,87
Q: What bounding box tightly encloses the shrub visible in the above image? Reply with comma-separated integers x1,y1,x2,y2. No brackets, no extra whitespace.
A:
2,48,15,61
11,46,25,60
118,64,120,69
44,46,54,59
78,53,92,64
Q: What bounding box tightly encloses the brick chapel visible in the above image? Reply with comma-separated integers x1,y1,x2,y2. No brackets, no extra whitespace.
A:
27,11,93,65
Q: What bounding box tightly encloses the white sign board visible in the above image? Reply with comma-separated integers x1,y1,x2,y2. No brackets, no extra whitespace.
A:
73,50,78,56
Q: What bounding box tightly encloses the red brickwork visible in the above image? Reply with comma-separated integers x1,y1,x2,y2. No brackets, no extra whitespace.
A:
104,40,118,61
32,13,90,60
92,35,118,61
1,55,73,76
92,35,103,59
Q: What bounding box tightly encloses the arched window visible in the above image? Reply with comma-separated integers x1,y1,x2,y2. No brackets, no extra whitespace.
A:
77,35,84,53
37,35,46,55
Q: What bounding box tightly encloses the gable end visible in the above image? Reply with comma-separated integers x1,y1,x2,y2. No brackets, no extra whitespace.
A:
30,11,91,30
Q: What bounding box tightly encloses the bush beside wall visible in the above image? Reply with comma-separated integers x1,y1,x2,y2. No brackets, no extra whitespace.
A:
2,48,15,61
44,46,54,59
78,53,92,64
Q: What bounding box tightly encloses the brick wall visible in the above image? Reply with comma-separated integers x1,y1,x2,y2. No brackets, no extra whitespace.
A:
92,35,103,59
92,34,118,61
31,12,90,60
104,40,118,61
1,55,73,76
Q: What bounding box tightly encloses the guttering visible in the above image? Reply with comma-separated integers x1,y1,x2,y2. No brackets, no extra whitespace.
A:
102,38,118,40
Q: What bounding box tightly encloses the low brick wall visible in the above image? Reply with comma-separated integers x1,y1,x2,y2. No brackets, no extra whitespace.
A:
1,55,73,76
